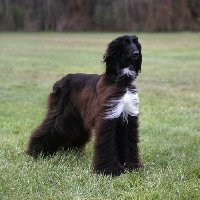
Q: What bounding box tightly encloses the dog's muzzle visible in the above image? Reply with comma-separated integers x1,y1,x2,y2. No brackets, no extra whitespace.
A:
132,52,139,60
132,44,140,60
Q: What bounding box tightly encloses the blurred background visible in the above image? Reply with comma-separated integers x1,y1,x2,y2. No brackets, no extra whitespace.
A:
0,0,199,32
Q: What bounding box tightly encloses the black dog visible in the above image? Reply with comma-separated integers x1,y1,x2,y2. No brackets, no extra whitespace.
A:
26,35,143,176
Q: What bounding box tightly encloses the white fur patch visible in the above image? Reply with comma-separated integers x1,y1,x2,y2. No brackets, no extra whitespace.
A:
121,68,137,85
104,89,139,121
121,68,136,77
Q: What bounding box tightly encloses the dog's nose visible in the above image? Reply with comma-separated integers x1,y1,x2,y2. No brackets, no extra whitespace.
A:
131,43,139,59
133,51,139,59
133,51,139,55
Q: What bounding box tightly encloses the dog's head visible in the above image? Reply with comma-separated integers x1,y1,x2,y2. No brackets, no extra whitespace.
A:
103,35,142,75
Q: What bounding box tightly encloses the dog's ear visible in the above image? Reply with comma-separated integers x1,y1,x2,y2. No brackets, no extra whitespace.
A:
134,40,142,74
136,52,142,74
103,52,117,75
103,36,125,74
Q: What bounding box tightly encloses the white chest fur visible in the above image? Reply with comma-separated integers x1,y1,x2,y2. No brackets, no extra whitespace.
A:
104,88,139,121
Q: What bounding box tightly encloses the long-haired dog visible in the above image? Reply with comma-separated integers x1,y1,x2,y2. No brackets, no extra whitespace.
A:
26,35,143,176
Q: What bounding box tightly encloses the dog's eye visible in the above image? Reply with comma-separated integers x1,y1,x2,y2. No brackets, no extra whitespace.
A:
133,38,138,43
124,40,130,45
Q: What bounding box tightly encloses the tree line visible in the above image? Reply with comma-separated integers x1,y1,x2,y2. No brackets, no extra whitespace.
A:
0,0,199,31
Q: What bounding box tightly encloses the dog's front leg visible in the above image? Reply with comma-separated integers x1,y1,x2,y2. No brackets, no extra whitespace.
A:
120,116,144,171
93,119,124,176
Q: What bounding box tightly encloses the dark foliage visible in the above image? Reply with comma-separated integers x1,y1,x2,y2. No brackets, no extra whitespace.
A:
0,0,199,31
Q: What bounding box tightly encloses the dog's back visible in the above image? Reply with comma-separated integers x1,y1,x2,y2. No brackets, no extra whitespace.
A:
53,73,101,93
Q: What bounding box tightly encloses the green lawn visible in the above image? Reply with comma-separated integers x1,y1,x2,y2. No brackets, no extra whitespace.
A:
0,32,199,200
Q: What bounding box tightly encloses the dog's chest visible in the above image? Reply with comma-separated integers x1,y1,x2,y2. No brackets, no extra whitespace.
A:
104,88,139,121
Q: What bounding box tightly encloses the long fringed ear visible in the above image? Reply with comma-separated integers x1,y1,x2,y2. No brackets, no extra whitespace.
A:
103,54,117,75
137,52,142,74
134,42,142,74
103,36,125,75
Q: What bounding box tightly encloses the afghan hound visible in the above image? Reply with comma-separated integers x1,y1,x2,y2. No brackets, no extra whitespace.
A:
26,35,143,176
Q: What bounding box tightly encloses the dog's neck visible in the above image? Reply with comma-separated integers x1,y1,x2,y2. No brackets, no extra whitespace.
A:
116,67,137,88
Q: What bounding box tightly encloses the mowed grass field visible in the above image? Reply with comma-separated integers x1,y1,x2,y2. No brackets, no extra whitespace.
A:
0,32,200,199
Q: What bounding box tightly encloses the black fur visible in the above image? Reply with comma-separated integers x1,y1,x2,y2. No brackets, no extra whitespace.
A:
26,35,143,176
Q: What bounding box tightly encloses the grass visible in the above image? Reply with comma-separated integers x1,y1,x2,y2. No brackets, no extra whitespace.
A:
0,32,200,200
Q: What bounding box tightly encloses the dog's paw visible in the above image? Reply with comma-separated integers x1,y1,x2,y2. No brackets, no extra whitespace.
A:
94,163,125,176
125,162,144,171
109,164,125,176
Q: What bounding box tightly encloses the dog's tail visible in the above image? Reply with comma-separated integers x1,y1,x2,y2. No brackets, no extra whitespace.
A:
26,76,70,158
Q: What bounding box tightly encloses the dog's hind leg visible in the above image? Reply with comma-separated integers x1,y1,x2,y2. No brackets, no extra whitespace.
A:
26,89,67,158
26,91,92,158
26,122,62,158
